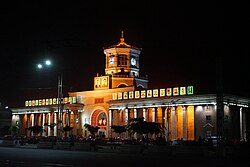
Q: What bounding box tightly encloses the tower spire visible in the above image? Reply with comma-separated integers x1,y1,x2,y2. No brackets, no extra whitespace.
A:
120,31,125,43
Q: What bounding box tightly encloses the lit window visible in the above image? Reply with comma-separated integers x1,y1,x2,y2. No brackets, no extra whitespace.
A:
118,54,127,66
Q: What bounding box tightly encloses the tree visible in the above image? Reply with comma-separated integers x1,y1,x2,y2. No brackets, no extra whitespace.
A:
26,125,45,136
63,125,73,137
84,123,100,138
126,118,164,140
111,125,126,138
9,125,19,137
44,122,57,130
44,122,57,136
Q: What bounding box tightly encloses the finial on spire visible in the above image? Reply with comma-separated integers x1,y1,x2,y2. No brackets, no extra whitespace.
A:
120,31,124,43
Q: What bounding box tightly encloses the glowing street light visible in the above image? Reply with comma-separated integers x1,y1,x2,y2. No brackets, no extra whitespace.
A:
37,64,43,69
45,60,51,66
36,60,63,141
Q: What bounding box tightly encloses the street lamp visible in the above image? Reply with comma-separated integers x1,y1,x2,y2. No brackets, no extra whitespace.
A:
37,60,63,141
57,74,63,141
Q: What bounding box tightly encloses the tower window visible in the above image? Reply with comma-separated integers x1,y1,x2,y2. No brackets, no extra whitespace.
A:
118,54,127,66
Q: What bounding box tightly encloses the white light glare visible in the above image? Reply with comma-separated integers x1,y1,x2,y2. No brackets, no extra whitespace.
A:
45,60,51,66
37,64,43,69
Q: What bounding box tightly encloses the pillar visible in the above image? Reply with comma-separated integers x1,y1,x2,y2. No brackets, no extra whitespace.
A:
48,113,51,136
152,108,156,122
42,113,45,136
134,108,137,118
182,106,187,140
125,108,129,125
109,109,113,138
54,112,57,136
240,107,243,141
27,114,30,137
31,114,34,136
66,109,70,126
171,107,176,140
161,107,166,127
143,108,146,121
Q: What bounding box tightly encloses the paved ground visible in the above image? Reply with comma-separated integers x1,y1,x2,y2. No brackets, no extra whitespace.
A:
1,146,250,167
1,141,250,167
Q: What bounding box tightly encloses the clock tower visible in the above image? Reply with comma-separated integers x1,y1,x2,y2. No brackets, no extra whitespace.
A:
94,31,148,90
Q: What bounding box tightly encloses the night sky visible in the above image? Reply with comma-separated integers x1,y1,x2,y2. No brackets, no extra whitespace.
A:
0,1,249,107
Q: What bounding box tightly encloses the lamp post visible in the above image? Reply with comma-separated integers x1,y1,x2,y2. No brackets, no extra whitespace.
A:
37,60,63,141
57,74,63,141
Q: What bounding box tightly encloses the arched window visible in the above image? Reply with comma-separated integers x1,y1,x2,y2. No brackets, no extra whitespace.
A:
97,112,107,126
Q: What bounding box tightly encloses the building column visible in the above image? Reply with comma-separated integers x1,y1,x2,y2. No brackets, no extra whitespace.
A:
74,111,78,136
182,106,187,140
161,107,166,127
109,109,113,138
166,107,171,142
48,113,51,136
117,109,121,126
27,115,30,137
242,108,247,141
152,108,156,122
240,107,243,141
161,107,166,141
125,108,129,125
31,114,34,136
133,108,137,118
171,107,176,140
42,113,45,136
66,109,70,126
143,108,146,121
54,112,57,136
133,108,138,139
125,108,129,139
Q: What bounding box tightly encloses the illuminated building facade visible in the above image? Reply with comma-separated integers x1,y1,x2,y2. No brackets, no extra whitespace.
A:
11,32,250,142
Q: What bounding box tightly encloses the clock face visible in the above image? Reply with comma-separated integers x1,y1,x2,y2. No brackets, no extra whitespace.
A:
131,58,136,66
109,57,114,65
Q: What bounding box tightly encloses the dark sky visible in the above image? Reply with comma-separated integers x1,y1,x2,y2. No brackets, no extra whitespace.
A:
0,1,249,107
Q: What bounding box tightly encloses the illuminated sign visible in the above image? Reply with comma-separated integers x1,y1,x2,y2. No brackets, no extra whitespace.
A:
112,86,194,100
129,91,134,99
180,87,186,95
94,76,109,90
135,91,140,98
187,86,193,95
147,90,152,98
118,92,123,100
173,87,179,96
123,92,128,99
25,96,77,107
141,90,146,98
166,88,172,96
153,89,158,97
112,93,117,100
160,89,165,97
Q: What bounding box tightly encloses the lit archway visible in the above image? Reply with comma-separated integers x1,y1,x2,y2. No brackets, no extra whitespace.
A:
91,109,108,137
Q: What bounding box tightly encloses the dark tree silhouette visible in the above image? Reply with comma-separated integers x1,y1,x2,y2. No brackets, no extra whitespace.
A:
111,125,126,137
84,123,100,138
